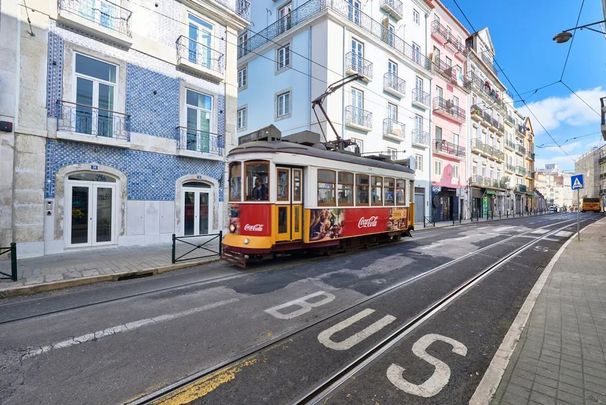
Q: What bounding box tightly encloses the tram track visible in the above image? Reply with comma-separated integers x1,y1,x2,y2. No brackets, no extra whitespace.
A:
0,214,564,325
130,215,587,404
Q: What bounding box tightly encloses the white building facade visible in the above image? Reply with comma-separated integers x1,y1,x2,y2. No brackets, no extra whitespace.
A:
237,0,433,223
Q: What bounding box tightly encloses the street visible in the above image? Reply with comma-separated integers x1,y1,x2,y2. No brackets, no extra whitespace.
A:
0,212,601,404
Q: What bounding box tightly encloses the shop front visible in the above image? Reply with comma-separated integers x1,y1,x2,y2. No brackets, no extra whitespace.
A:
432,186,459,222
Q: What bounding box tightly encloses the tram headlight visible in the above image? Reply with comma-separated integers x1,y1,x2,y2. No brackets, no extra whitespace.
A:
229,223,237,233
243,238,250,245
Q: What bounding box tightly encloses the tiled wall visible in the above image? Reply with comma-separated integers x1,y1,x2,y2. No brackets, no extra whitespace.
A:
45,140,225,201
46,31,64,118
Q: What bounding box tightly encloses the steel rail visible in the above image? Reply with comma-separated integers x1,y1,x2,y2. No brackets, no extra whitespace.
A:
296,218,594,404
130,216,583,404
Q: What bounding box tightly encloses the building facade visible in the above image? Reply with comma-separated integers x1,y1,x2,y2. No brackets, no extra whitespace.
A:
575,146,602,199
237,0,433,223
534,165,574,211
0,0,248,257
427,0,469,222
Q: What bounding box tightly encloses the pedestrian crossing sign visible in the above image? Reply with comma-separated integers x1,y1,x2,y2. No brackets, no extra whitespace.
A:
571,174,584,190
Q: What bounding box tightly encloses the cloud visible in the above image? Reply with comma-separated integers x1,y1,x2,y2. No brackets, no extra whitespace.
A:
535,154,579,171
519,87,606,134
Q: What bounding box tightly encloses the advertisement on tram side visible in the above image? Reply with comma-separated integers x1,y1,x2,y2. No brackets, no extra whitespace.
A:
308,207,408,242
230,203,272,236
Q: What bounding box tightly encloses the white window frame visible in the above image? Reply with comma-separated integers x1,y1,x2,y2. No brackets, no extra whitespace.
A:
415,153,424,171
276,90,291,119
237,106,247,130
276,43,291,71
73,52,118,110
413,9,420,25
434,160,442,176
237,66,247,89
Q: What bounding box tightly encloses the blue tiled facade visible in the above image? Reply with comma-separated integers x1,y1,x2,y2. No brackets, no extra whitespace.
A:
46,31,64,118
126,65,180,139
45,140,224,201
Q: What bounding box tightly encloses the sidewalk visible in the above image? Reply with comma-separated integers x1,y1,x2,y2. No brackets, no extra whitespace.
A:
0,242,219,298
414,211,551,230
482,217,606,404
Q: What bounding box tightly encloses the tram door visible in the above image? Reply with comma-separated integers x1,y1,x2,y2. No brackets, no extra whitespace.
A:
275,167,303,242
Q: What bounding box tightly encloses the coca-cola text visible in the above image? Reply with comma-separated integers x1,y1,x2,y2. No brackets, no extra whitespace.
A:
243,224,264,232
357,216,378,228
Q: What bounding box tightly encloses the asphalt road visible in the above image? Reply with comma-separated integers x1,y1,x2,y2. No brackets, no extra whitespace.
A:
0,212,600,404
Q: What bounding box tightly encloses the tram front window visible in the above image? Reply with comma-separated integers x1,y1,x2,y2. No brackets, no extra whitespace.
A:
229,162,242,201
245,161,269,201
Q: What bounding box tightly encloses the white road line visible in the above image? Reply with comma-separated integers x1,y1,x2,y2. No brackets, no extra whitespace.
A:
530,229,549,235
554,230,573,237
23,298,239,359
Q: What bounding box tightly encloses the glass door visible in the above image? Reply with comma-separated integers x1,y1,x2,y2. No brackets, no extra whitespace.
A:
66,180,116,247
188,14,213,69
182,185,212,236
276,167,291,242
351,39,364,72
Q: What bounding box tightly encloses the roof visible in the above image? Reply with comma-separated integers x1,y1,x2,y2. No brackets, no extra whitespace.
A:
228,141,415,174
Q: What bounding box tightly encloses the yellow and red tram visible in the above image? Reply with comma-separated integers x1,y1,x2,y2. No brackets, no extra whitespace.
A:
222,140,416,266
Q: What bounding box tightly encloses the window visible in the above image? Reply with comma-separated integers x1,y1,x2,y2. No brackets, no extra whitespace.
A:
436,85,443,99
387,147,397,160
338,172,354,206
453,133,459,145
188,14,213,69
415,76,423,91
435,160,442,176
356,174,369,206
229,162,241,201
186,89,213,152
453,96,459,107
350,138,363,153
348,0,361,24
293,169,302,201
396,179,406,205
384,177,395,205
237,107,247,130
412,42,421,63
415,154,423,171
74,53,117,137
237,66,247,89
238,32,248,57
351,38,364,72
278,3,292,33
276,91,291,118
453,165,459,179
276,44,290,70
318,169,336,206
371,176,383,206
277,168,289,202
445,56,452,67
413,9,420,25
435,126,443,141
387,103,398,122
245,161,269,201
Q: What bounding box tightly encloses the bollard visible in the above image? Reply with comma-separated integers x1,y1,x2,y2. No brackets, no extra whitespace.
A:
219,230,223,256
171,233,176,264
423,216,426,228
10,242,17,281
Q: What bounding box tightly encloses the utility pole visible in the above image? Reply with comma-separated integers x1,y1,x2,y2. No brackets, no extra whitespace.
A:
577,189,580,241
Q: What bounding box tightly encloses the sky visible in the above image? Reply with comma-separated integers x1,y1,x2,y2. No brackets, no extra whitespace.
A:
441,0,606,171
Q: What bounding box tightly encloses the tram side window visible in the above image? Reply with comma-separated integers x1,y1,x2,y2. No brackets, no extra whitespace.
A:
338,172,354,206
317,169,336,206
384,177,395,206
229,162,242,202
372,176,383,206
356,174,369,206
245,161,269,201
396,179,406,205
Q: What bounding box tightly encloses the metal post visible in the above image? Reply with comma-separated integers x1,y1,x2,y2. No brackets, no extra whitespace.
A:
423,215,426,228
219,230,223,256
577,188,581,242
10,242,17,281
171,233,176,264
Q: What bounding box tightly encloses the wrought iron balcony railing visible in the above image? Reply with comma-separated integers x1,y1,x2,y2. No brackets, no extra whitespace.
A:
433,139,465,157
345,106,372,130
176,127,223,156
471,175,485,186
238,0,430,71
345,52,373,80
383,118,405,139
516,166,527,176
412,88,430,107
516,144,527,155
465,71,507,113
505,139,515,150
176,36,224,74
383,72,406,96
216,0,251,20
58,0,132,36
432,55,453,80
56,100,130,141
433,96,465,122
506,163,515,172
411,128,430,146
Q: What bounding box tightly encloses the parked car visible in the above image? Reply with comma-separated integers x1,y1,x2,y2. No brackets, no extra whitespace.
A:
548,205,558,213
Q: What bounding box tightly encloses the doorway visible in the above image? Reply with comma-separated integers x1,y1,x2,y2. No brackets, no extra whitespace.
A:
182,182,212,236
65,172,117,247
276,167,303,242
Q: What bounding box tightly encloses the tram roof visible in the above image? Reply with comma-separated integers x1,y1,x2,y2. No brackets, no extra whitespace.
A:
228,141,415,174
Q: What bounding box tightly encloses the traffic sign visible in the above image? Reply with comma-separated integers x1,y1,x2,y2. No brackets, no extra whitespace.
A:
571,174,584,190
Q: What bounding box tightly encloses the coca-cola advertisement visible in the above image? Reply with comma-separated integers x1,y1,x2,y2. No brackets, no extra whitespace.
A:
234,203,272,236
308,207,408,242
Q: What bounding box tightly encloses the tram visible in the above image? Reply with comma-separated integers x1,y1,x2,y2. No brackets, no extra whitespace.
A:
222,138,416,267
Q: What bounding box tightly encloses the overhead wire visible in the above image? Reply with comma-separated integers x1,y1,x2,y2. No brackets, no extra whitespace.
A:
560,0,585,81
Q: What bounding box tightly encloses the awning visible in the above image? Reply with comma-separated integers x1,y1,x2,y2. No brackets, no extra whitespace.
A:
484,190,497,196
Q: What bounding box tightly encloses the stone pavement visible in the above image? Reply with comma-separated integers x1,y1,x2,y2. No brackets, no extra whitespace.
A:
0,239,220,298
415,211,551,230
491,217,606,404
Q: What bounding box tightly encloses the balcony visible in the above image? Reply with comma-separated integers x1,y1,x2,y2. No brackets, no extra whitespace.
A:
433,96,465,123
432,55,453,80
412,88,430,110
345,106,372,131
517,124,526,136
345,52,373,81
380,0,403,20
433,139,465,158
471,104,482,119
383,72,406,98
55,100,130,147
57,0,132,47
239,0,430,72
505,139,515,151
491,148,505,162
412,128,430,147
515,184,528,193
465,72,507,114
505,115,514,126
176,36,224,82
176,127,223,159
472,138,489,156
216,0,251,20
516,166,527,176
506,163,515,173
383,118,405,141
526,151,535,160
431,20,465,56
515,144,526,155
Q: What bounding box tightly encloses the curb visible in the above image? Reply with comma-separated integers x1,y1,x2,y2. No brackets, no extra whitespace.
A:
469,217,601,404
0,257,220,299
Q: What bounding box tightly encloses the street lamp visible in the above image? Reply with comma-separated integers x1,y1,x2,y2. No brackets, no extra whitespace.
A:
553,19,606,43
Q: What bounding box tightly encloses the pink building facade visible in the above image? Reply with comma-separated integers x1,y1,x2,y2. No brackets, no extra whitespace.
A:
427,0,470,221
